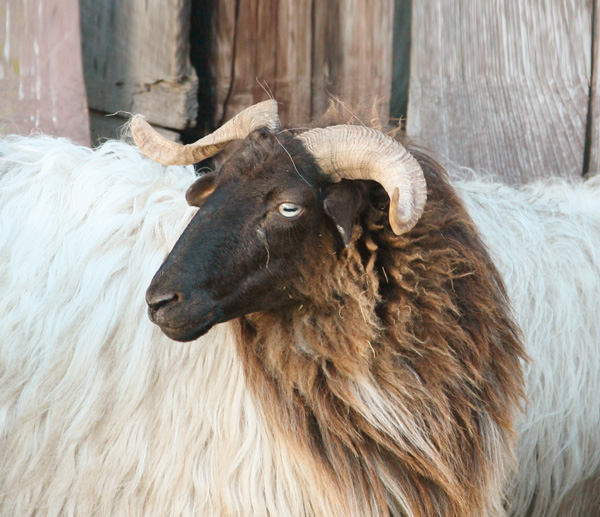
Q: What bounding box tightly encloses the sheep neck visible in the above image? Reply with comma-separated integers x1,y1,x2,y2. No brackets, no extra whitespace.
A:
236,158,526,517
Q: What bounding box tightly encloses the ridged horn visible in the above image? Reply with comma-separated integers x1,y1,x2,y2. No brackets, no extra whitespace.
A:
131,99,279,165
298,125,427,235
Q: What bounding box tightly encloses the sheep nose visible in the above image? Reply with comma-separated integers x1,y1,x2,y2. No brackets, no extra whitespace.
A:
146,289,182,316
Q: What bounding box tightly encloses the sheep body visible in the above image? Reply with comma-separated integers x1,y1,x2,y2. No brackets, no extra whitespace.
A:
0,135,598,515
458,176,600,515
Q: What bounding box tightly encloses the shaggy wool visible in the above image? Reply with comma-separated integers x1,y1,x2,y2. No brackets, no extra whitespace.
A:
0,136,307,515
0,133,598,516
457,173,600,516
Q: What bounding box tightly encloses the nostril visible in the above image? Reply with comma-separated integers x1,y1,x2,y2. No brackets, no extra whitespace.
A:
146,291,182,312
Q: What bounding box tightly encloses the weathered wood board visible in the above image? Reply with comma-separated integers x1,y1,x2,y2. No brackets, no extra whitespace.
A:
207,0,395,128
0,0,90,145
311,0,395,123
407,1,592,183
208,0,313,127
80,0,198,134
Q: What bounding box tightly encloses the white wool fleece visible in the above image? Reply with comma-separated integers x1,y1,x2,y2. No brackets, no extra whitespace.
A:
0,136,319,516
457,175,600,516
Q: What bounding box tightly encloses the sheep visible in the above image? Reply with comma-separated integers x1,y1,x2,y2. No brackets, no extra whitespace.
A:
0,101,598,516
134,99,600,516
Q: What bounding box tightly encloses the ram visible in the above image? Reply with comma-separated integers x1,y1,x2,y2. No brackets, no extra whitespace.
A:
0,100,599,516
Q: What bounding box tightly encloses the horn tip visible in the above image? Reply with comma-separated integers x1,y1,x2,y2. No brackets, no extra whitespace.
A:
389,187,423,235
130,114,147,129
130,115,152,147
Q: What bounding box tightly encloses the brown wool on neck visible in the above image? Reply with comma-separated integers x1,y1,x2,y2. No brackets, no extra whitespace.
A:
234,114,525,517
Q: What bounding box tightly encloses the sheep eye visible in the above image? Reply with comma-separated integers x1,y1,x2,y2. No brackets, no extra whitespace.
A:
278,202,303,219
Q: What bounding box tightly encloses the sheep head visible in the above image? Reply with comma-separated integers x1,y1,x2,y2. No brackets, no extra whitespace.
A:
133,102,525,515
133,102,426,342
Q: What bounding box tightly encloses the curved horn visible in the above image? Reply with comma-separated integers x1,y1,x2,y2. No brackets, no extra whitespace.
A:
131,100,279,165
298,126,427,235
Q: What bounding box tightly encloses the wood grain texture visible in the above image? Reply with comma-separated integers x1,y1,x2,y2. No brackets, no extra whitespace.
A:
0,0,90,145
209,0,394,128
210,0,238,125
80,0,198,130
407,0,592,184
312,0,395,123
210,0,313,127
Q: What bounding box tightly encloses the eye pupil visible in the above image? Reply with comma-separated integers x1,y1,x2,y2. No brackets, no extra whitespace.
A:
278,202,303,218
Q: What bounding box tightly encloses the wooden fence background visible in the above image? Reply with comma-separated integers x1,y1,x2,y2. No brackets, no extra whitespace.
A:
0,0,90,146
0,0,597,184
408,1,593,184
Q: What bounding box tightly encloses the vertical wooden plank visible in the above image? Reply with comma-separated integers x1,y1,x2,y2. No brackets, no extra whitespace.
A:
0,0,90,145
312,0,395,122
274,0,312,125
221,0,261,119
212,0,313,127
311,0,345,118
209,0,237,126
210,0,394,127
587,0,600,176
408,0,592,184
80,0,197,131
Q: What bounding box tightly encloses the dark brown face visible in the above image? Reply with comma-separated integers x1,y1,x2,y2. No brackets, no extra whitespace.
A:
145,130,366,341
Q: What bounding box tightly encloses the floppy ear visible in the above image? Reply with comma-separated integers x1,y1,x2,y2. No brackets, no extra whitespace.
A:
186,173,216,207
322,181,365,248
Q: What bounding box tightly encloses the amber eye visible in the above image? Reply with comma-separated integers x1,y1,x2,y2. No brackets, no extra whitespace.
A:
277,202,303,219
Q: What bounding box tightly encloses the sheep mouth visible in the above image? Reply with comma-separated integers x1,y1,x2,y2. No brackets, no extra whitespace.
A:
153,307,223,342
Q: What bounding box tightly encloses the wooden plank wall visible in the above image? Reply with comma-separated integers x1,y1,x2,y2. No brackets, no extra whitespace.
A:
75,0,597,186
0,0,90,146
80,0,198,143
311,0,395,123
407,0,593,184
205,0,395,129
207,0,313,127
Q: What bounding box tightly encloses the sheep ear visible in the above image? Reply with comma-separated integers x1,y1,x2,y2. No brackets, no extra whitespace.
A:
323,181,364,248
186,173,216,207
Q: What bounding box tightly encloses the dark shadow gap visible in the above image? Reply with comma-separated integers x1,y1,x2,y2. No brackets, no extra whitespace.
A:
185,0,217,144
390,0,412,126
583,0,597,178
